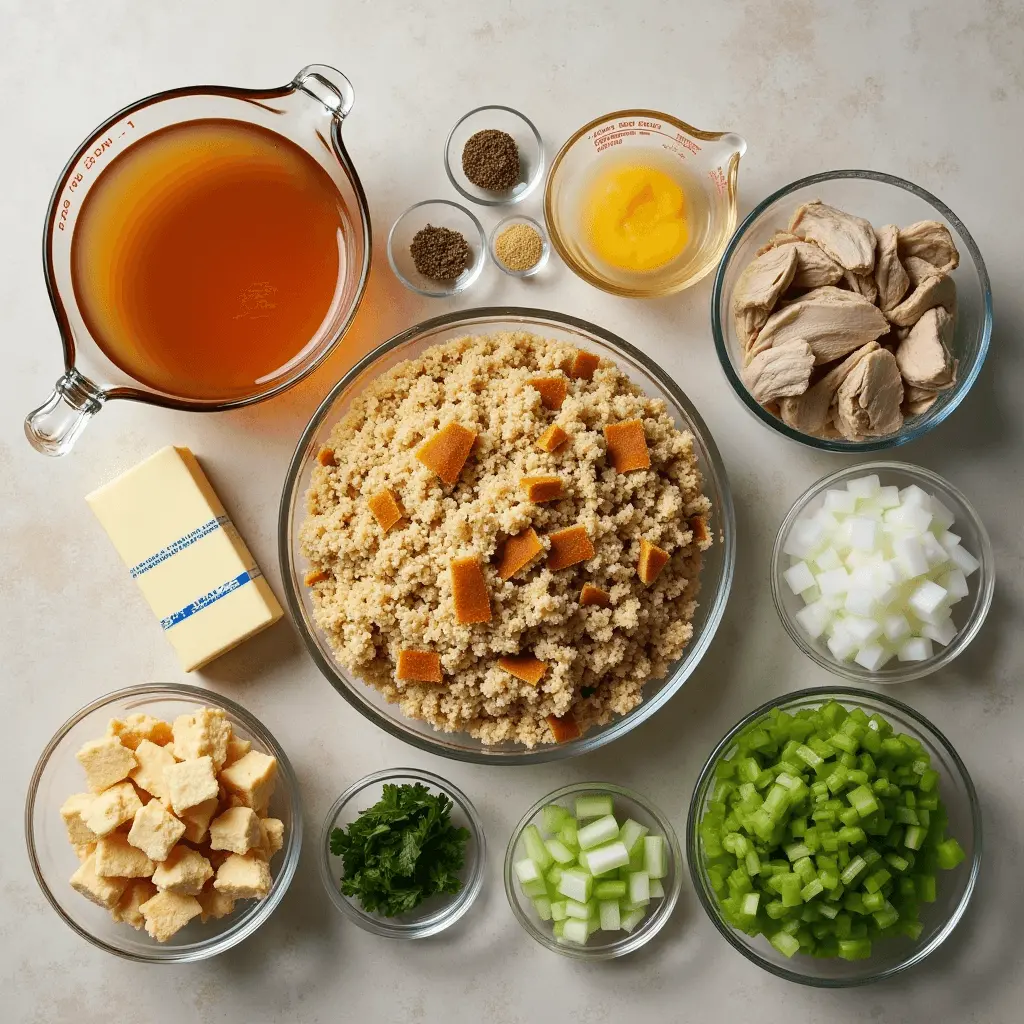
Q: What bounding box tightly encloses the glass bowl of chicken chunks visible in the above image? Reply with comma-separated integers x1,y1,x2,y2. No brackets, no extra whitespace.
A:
712,170,991,451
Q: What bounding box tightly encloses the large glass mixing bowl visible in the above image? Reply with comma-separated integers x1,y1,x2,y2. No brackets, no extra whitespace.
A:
278,308,735,764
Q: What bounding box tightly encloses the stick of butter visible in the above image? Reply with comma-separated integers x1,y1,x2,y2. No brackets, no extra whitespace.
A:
86,446,283,671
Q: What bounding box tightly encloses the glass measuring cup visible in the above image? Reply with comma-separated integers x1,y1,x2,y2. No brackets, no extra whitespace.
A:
544,109,746,298
25,64,371,456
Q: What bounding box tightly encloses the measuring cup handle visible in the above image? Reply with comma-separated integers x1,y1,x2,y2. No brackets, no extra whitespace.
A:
25,369,105,456
293,65,355,119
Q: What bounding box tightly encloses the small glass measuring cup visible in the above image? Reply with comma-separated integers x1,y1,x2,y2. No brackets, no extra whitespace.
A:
25,64,371,456
544,109,746,298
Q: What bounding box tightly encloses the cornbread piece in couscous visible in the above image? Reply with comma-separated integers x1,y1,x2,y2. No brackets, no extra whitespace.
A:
139,890,202,941
82,781,142,837
76,736,138,793
300,332,713,747
128,799,186,862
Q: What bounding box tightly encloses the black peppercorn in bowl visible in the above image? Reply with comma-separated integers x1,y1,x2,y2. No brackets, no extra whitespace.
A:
444,105,544,207
387,200,487,297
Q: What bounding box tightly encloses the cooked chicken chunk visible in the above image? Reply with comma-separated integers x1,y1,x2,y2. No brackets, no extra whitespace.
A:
873,224,910,312
884,271,956,327
733,244,798,348
752,286,890,364
897,220,960,275
789,200,877,273
778,341,880,435
756,232,844,288
842,269,879,305
895,307,956,390
834,348,904,439
742,339,815,404
903,254,939,287
755,231,801,256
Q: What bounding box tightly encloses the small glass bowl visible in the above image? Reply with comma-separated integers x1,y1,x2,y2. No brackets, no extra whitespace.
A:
712,169,992,451
687,687,982,987
319,768,485,938
24,684,302,963
488,215,550,278
504,782,682,960
772,462,994,684
444,105,544,206
387,200,486,297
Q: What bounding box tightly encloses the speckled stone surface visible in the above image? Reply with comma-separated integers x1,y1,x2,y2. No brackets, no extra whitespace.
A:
2,2,1021,1021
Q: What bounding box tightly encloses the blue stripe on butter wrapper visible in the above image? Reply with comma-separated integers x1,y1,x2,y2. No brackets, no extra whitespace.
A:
130,516,228,578
160,567,262,630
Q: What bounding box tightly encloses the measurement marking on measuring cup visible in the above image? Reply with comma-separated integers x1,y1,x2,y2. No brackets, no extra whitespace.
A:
57,120,136,231
589,121,702,157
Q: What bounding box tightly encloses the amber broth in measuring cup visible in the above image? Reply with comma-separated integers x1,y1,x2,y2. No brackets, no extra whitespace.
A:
70,118,347,401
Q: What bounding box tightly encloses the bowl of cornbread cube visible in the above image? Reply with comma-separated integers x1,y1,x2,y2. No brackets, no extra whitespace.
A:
25,684,301,961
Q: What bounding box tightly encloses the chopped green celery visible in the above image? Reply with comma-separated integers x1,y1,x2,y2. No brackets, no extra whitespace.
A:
881,737,908,761
795,744,823,769
936,838,965,870
864,868,892,894
785,842,812,862
829,731,859,755
917,808,932,830
818,901,839,920
794,857,816,885
861,847,882,868
844,891,866,915
884,852,910,873
737,756,762,783
745,849,761,878
858,752,877,775
848,918,869,939
894,805,920,826
577,814,620,851
533,896,553,921
741,892,760,917
722,832,749,856
620,906,646,933
514,858,542,885
575,794,614,820
550,899,568,921
700,823,724,858
789,816,807,837
594,879,627,900
559,818,579,849
763,784,790,821
840,855,867,886
901,919,924,940
919,768,940,793
598,898,621,931
546,864,564,887
846,769,869,787
628,871,651,906
779,916,801,936
552,919,565,938
564,898,591,920
884,826,905,850
861,890,886,913
820,831,839,853
903,825,926,851
837,938,872,960
545,838,576,865
556,869,592,904
847,785,880,818
812,809,836,826
819,869,839,890
811,781,830,801
745,726,773,750
826,882,845,903
801,879,825,901
765,899,788,920
770,931,801,957
780,878,803,908
802,828,821,853
839,807,861,827
715,757,737,779
561,918,589,944
618,818,650,854
916,875,937,902
835,912,853,938
542,803,570,834
754,768,776,790
649,878,665,899
643,836,667,879
872,903,900,929
808,736,836,760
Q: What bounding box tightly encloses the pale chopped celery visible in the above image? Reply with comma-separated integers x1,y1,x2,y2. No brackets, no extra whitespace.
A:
578,814,619,851
628,871,651,906
599,899,621,931
586,840,630,877
520,878,547,898
618,818,649,854
620,907,646,933
523,824,553,870
556,868,592,904
643,835,667,879
542,803,569,834
649,878,665,899
549,900,567,921
564,898,590,920
514,858,541,884
561,918,589,944
533,896,552,921
594,879,627,900
575,794,614,820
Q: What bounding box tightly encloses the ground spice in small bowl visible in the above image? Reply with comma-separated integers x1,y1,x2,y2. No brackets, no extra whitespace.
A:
462,129,520,191
410,224,472,281
494,223,544,273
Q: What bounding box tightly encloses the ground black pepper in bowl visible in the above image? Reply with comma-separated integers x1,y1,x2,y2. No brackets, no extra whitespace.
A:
409,224,472,281
462,129,521,192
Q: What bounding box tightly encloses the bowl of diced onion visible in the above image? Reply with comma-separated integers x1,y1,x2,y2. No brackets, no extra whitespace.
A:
771,463,993,684
504,782,682,959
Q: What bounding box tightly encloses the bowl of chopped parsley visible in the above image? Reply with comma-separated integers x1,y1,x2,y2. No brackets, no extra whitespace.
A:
320,768,485,938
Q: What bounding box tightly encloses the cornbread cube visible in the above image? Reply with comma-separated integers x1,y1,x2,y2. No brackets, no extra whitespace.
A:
527,376,567,410
128,800,186,862
367,488,403,533
604,420,650,473
259,818,285,859
209,806,262,855
580,583,611,607
172,708,232,769
111,879,157,930
546,713,581,743
415,422,477,484
165,756,219,815
536,423,570,453
219,751,278,812
70,854,127,910
107,714,173,750
82,782,143,837
76,842,97,862
180,797,219,843
569,349,601,381
497,655,548,686
637,538,670,586
129,739,176,805
497,528,544,581
75,736,138,793
152,845,214,895
214,852,272,900
223,735,251,767
197,885,236,923
520,475,565,503
60,793,99,847
139,890,201,942
94,833,155,878
395,650,442,683
451,555,492,624
546,525,595,571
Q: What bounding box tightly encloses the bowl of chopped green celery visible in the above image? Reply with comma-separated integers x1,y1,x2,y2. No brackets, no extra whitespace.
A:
320,768,485,938
504,783,682,959
687,688,981,985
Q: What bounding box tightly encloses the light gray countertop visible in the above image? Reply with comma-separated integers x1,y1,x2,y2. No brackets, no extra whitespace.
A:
2,1,1021,1021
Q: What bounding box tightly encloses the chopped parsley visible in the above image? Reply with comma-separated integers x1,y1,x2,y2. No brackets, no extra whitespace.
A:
330,782,470,917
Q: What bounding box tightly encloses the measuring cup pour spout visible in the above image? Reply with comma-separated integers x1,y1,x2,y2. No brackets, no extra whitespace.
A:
25,369,104,456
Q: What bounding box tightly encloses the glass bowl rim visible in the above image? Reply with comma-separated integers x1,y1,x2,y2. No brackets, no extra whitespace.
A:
443,104,544,207
503,780,683,960
487,214,550,277
710,168,993,453
770,460,995,684
386,198,486,298
277,305,737,765
685,684,983,987
23,682,303,963
317,766,486,938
